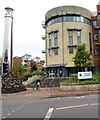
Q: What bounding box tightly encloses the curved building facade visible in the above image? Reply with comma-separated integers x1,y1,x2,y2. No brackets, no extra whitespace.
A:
43,6,93,78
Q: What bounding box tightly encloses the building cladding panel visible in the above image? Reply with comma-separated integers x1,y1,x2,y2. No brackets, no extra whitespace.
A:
43,5,100,78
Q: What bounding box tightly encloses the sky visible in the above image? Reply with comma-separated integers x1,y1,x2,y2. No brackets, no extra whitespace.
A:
0,0,99,60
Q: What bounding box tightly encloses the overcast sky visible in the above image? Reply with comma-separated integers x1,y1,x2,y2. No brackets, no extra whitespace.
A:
0,0,99,60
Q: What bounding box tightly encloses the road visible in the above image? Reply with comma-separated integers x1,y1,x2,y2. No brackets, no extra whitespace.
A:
2,94,100,120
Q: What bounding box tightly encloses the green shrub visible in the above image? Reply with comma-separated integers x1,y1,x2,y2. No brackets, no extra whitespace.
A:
32,70,44,76
20,71,32,81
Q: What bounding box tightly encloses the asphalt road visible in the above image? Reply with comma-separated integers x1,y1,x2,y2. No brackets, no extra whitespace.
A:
2,94,100,120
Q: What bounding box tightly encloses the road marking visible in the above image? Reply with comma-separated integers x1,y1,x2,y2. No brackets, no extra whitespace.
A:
44,108,54,120
76,96,84,98
12,110,15,112
57,97,60,99
56,104,89,110
91,103,100,106
2,117,6,118
7,113,11,116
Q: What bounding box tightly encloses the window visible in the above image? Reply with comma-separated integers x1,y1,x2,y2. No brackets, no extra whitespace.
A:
55,18,58,23
54,48,58,55
75,16,80,22
68,30,73,54
95,49,99,55
93,21,97,27
77,31,81,45
89,33,92,52
94,34,98,40
80,17,84,22
68,31,73,45
49,49,52,56
49,34,52,47
69,47,73,54
99,29,100,36
98,14,100,20
58,17,62,22
54,32,58,46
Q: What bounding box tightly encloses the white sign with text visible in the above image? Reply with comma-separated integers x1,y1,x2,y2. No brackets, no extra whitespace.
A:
78,71,92,80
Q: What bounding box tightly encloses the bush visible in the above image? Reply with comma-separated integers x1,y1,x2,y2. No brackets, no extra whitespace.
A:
20,71,32,81
32,70,44,76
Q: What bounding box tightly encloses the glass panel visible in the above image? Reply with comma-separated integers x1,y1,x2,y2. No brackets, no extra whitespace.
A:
49,49,52,56
55,18,58,23
94,34,98,40
68,31,73,45
89,33,92,52
49,34,52,47
69,47,73,54
75,16,80,21
80,17,84,22
54,48,58,55
77,31,81,45
58,17,62,22
54,32,58,46
95,49,99,55
98,14,100,20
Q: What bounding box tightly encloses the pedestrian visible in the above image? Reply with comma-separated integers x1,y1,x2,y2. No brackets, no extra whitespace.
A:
36,79,41,90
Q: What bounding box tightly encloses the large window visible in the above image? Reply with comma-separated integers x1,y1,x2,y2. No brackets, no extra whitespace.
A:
98,14,100,20
49,49,52,56
54,48,58,55
89,33,92,52
69,47,73,54
49,34,52,47
46,15,92,27
54,32,58,46
68,30,73,54
77,31,81,45
68,31,73,45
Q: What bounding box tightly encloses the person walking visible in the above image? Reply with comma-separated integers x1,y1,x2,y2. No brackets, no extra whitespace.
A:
36,79,41,90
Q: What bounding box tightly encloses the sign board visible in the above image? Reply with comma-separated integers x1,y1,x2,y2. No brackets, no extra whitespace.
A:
78,71,92,80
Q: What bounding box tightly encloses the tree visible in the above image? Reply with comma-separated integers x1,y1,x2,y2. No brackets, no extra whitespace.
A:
30,64,37,72
73,44,92,71
12,64,27,78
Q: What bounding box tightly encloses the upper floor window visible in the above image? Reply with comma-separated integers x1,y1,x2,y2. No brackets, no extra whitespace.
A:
77,31,81,45
54,32,58,46
89,33,92,52
98,14,100,20
49,49,52,56
54,48,58,55
49,34,52,47
68,30,73,45
94,34,98,40
69,47,73,54
95,49,99,55
93,21,97,27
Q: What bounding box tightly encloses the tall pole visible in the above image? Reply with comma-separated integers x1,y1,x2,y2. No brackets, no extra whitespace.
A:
2,7,14,73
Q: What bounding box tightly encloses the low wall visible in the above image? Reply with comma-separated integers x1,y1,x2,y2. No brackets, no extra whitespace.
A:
60,82,100,91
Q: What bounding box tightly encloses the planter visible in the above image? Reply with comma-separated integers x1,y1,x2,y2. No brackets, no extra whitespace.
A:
60,82,100,91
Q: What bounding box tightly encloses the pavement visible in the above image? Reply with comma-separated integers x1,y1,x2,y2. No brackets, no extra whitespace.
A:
1,87,100,100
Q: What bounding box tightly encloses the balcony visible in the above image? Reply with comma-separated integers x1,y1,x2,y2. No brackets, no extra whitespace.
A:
41,21,46,29
42,35,46,40
95,43,100,46
42,50,46,53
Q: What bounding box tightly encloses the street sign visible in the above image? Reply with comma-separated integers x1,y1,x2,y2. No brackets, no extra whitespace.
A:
78,71,92,80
